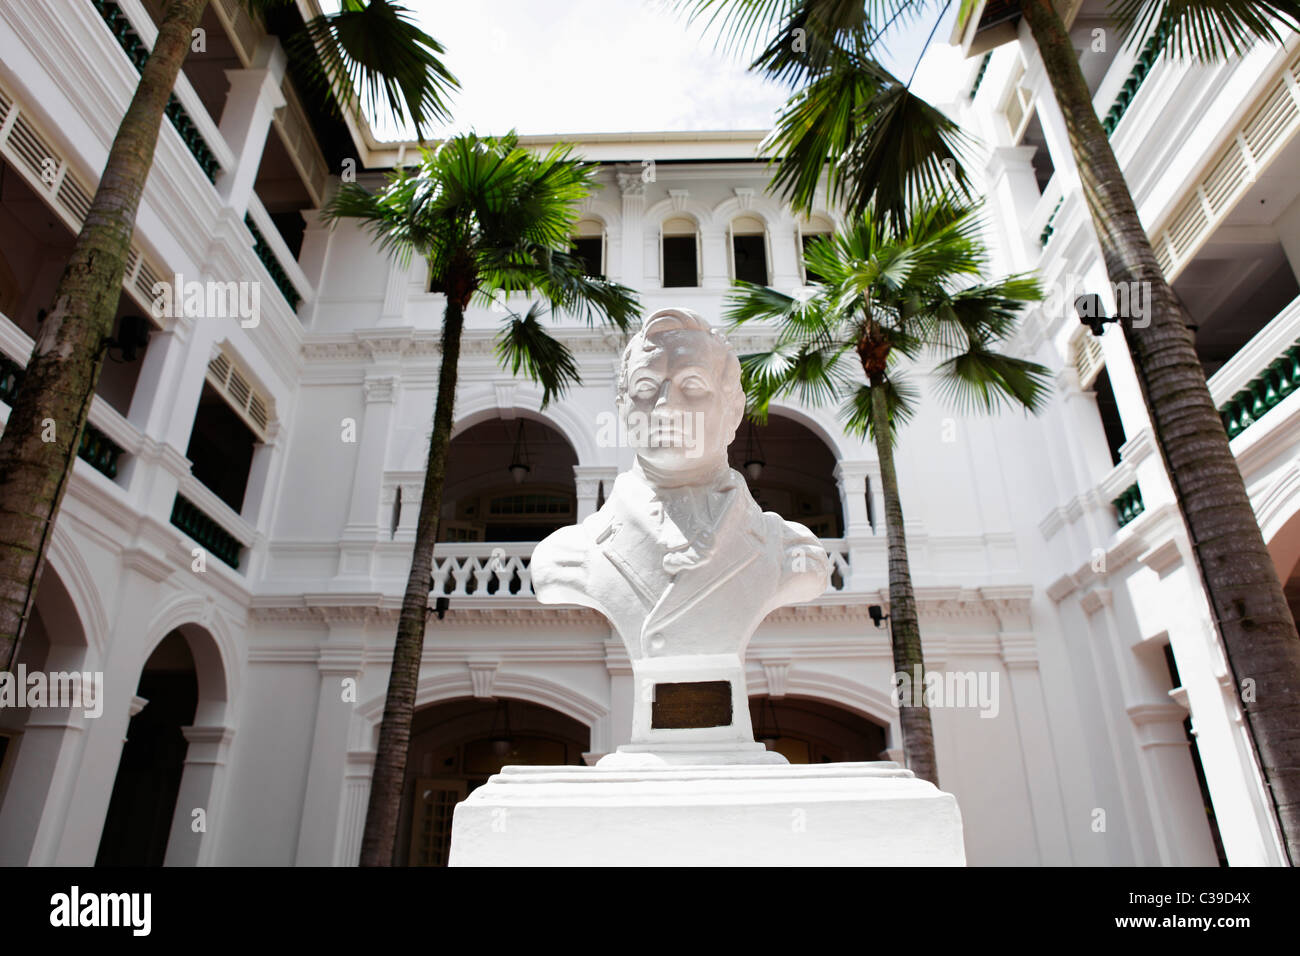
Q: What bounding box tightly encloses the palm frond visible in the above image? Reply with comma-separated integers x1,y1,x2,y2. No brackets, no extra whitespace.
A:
1109,0,1300,61
932,348,1053,415
840,373,918,445
494,302,582,408
292,0,457,140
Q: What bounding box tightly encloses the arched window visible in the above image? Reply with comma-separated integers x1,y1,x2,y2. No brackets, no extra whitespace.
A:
660,216,699,288
571,218,605,278
797,214,835,284
730,214,769,285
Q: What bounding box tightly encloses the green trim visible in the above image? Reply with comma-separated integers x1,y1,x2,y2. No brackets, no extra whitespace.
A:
0,354,23,406
1101,26,1169,137
77,423,125,480
1220,339,1300,439
245,214,302,310
90,0,220,182
969,52,992,100
0,353,125,480
170,494,242,569
1113,483,1145,528
1039,196,1063,247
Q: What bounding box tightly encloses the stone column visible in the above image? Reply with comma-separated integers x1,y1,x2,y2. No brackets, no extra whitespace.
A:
334,751,376,865
616,173,645,289
163,725,236,866
295,641,365,866
985,146,1042,272
338,353,402,581
993,605,1072,864
573,465,618,521
215,38,288,216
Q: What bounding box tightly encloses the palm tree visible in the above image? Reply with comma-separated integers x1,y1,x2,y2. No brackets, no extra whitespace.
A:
322,132,639,865
728,200,1048,783
0,0,457,671
681,0,1300,865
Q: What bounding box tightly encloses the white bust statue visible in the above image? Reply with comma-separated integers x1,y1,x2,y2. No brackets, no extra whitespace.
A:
531,308,830,766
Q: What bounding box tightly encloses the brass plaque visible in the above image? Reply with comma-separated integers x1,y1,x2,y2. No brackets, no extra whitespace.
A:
651,681,732,729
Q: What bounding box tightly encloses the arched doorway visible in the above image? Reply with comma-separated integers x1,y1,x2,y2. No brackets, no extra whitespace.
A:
396,698,589,866
728,413,843,537
95,632,197,866
440,416,579,543
0,564,91,864
747,695,888,764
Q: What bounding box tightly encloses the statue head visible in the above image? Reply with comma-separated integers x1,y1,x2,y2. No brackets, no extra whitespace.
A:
617,308,745,474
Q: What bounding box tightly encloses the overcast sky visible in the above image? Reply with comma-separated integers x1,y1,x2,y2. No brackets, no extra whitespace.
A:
358,0,958,141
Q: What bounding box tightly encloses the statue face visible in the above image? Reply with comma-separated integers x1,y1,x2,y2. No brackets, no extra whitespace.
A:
622,329,734,469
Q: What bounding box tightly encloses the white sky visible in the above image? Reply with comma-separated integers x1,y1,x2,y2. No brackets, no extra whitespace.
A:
358,0,959,141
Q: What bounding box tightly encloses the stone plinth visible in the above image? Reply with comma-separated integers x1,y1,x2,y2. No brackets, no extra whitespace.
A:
448,761,966,866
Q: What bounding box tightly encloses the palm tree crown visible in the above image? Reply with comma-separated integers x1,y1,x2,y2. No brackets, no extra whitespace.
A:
323,132,639,404
732,200,1049,441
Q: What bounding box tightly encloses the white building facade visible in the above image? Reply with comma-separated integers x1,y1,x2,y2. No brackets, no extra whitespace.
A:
0,0,1294,866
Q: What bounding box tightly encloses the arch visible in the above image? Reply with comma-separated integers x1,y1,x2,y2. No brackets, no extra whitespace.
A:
449,389,601,465
748,665,901,731
730,410,845,536
759,401,856,461
1258,460,1300,581
576,197,621,234
573,215,607,237
356,670,607,740
644,198,712,233
43,523,108,657
140,594,237,727
710,195,784,230
748,693,890,762
399,695,592,865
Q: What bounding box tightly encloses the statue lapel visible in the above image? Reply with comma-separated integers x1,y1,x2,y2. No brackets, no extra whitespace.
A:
640,472,764,651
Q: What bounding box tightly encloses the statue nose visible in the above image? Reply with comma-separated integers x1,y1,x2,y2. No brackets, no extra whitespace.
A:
653,381,673,407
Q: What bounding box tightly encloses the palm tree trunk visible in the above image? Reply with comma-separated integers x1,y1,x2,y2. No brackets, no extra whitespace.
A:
0,0,209,671
359,296,465,866
1022,0,1300,862
870,379,939,785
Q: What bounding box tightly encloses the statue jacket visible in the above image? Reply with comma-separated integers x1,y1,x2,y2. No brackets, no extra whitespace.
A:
531,466,829,659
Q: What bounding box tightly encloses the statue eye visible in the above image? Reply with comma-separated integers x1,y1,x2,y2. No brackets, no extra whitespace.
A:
632,378,659,397
680,376,709,394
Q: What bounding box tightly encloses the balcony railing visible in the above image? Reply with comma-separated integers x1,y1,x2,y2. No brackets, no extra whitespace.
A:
1211,293,1300,441
170,494,242,569
90,0,220,182
430,539,852,599
1113,483,1145,528
0,348,126,481
245,205,303,311
1100,24,1169,137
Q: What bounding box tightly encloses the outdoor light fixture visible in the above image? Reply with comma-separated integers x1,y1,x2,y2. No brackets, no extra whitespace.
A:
508,420,531,484
489,699,514,756
1075,294,1118,337
434,596,449,620
104,314,150,363
868,604,889,628
742,421,766,481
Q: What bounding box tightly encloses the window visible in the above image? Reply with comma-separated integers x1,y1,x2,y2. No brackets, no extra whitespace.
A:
730,215,768,285
1092,368,1127,467
798,215,835,284
1019,109,1055,195
661,216,698,288
186,383,258,512
571,218,605,278
1003,59,1033,142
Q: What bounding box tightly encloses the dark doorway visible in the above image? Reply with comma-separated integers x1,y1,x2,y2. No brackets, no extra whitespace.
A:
96,633,198,867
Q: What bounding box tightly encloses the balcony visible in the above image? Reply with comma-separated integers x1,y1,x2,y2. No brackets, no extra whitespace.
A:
1210,292,1300,443
430,539,852,601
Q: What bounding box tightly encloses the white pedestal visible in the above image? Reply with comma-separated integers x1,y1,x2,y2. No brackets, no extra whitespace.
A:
448,761,966,866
